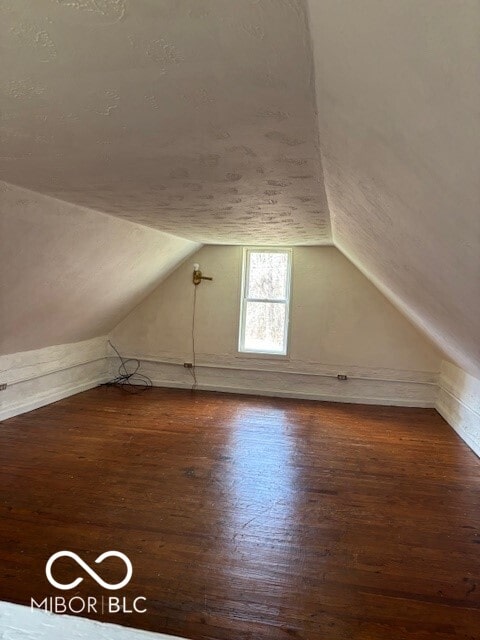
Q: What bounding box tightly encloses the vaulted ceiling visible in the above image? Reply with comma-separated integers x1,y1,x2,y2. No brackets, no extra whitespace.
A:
307,0,480,378
0,0,330,244
0,181,199,355
1,1,479,376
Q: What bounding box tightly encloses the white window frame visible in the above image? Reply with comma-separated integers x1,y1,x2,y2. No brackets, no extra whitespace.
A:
238,247,292,356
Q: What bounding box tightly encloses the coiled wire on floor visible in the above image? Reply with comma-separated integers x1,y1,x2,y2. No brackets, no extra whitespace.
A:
106,340,152,393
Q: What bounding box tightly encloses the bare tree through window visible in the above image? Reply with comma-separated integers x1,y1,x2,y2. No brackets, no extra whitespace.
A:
239,250,291,355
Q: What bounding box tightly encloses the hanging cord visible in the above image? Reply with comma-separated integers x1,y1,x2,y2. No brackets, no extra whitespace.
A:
189,285,198,391
107,340,153,394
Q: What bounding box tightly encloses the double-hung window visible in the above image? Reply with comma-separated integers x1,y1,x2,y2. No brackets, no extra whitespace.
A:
238,248,292,356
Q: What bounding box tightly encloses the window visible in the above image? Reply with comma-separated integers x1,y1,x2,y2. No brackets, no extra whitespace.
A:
238,249,292,355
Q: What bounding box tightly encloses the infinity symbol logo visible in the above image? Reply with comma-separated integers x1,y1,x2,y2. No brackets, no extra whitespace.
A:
46,551,133,591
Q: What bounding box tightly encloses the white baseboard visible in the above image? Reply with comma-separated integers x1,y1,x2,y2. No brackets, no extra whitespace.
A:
108,355,438,407
0,337,109,422
0,341,441,421
0,374,109,422
436,361,480,459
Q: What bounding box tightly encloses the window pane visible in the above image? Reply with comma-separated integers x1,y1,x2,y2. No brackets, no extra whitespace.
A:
247,252,288,300
244,301,286,353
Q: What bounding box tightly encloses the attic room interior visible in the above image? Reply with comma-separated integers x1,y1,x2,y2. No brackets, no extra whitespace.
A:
1,1,479,639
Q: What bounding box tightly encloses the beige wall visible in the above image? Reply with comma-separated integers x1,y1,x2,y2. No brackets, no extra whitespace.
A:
0,182,199,356
111,245,442,374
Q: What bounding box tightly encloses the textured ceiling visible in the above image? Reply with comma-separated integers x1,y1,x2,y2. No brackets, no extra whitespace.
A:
1,0,479,380
307,0,480,378
0,0,331,245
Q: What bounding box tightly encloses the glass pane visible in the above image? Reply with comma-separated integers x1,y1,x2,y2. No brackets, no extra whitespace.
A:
247,252,288,300
244,301,286,353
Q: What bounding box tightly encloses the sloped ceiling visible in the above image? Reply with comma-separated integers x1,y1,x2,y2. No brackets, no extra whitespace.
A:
307,0,480,378
1,1,479,378
0,182,199,355
0,0,330,245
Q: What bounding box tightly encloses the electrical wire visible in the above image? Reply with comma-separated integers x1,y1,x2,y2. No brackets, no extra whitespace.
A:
189,285,198,391
106,340,152,393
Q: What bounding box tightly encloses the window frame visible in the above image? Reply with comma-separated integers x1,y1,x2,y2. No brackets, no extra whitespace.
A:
238,247,293,357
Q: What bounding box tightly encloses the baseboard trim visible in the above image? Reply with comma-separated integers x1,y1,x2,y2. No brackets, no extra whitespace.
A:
435,361,480,460
117,352,438,384
147,378,436,407
436,388,480,459
0,342,439,421
110,357,437,408
0,374,109,422
0,338,110,422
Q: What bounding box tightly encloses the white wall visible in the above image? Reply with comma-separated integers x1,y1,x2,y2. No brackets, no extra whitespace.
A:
0,181,200,419
0,601,184,640
110,245,442,406
0,337,109,421
436,361,480,459
307,0,480,378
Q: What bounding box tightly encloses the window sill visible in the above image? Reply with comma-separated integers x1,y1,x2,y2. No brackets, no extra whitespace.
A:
236,351,290,362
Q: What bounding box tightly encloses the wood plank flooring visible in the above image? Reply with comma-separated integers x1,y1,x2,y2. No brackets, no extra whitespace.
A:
0,386,479,639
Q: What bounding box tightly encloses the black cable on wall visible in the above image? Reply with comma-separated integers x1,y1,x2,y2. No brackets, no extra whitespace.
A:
189,285,198,391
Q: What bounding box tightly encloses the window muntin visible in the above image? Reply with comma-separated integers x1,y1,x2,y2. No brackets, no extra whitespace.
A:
239,249,292,355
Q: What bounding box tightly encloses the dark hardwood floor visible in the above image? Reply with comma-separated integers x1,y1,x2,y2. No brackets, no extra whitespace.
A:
0,386,480,639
